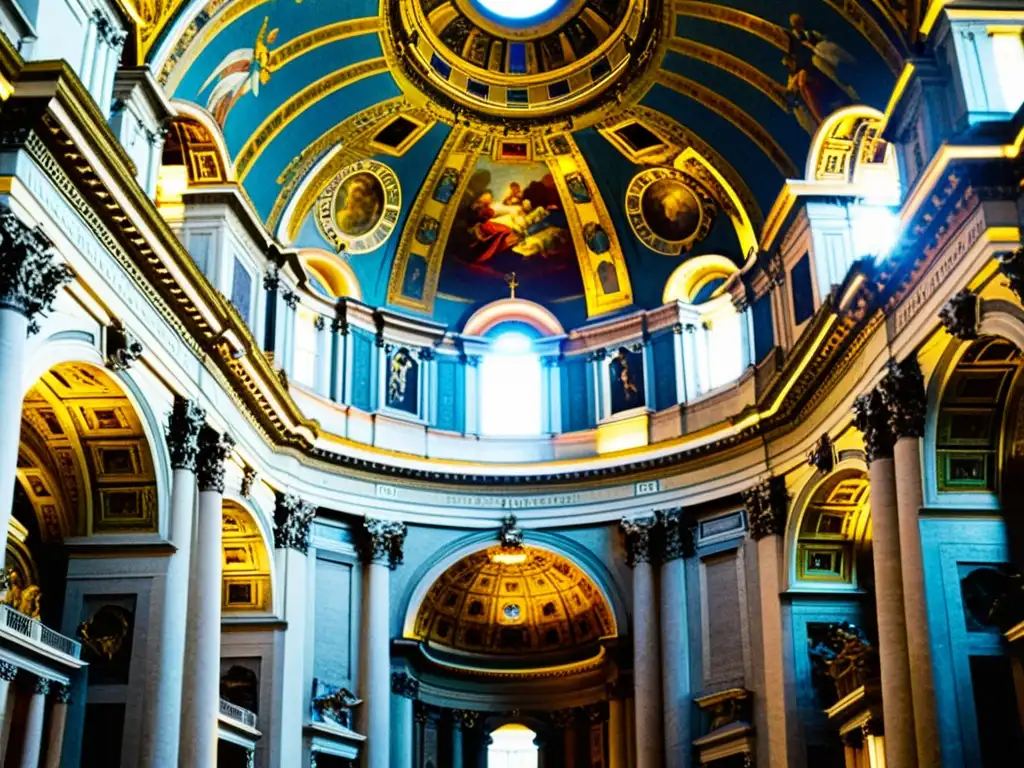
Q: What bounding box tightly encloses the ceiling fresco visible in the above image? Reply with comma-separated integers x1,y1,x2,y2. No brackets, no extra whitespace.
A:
150,0,907,328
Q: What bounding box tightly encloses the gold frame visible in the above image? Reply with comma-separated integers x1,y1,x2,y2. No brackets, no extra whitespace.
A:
368,113,435,157
314,158,402,254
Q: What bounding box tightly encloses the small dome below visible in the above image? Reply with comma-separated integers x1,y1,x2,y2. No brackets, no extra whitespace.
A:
413,545,615,661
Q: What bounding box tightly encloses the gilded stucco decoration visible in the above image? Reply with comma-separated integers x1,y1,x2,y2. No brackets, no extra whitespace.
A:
314,160,402,254
413,546,615,659
625,167,717,256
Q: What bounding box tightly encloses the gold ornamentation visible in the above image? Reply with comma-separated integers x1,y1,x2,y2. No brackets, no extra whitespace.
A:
667,38,790,112
624,166,716,255
314,159,401,254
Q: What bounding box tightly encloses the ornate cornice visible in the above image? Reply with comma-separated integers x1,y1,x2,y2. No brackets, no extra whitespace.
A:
853,389,893,464
938,289,978,341
196,426,234,494
742,476,789,541
166,396,205,472
360,518,407,569
273,493,316,554
0,204,74,334
879,357,926,440
619,516,657,567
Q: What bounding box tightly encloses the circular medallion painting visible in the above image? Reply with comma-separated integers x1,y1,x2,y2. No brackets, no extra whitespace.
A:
625,168,707,256
316,160,401,254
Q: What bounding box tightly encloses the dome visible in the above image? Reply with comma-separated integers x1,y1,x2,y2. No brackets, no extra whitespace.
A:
154,0,898,330
413,545,615,662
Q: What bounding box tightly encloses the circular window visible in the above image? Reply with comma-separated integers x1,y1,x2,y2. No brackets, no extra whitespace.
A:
473,0,559,19
503,603,522,620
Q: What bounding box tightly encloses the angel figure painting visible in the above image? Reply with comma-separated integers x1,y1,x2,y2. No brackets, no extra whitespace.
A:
439,158,583,304
783,13,858,130
200,16,278,127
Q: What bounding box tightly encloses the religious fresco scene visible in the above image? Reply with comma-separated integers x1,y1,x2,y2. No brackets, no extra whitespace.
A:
0,0,1023,767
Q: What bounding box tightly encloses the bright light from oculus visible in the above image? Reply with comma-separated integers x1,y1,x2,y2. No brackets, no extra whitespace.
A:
475,0,560,20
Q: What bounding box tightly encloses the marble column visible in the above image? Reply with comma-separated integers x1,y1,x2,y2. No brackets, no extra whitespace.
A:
44,684,70,768
391,673,418,768
619,516,662,768
743,477,795,768
0,210,72,545
657,509,692,768
19,677,49,768
880,358,941,768
608,697,627,768
0,661,17,760
179,426,234,768
141,396,204,768
358,518,407,768
853,390,916,768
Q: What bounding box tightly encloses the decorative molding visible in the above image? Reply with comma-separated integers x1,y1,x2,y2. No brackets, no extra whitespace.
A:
619,516,657,567
807,434,835,474
657,508,692,562
165,396,205,472
742,476,789,540
498,514,524,549
360,518,407,569
0,204,74,334
391,672,419,700
273,493,316,554
879,357,926,440
105,321,144,371
311,683,361,729
938,289,978,341
196,426,234,494
852,389,893,464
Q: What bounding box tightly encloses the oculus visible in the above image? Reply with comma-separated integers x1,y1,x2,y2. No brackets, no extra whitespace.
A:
625,168,715,256
316,160,401,254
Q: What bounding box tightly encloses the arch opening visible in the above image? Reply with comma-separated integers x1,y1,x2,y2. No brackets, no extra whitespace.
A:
487,724,539,768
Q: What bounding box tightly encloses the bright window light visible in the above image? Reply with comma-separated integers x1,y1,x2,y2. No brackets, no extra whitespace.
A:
293,306,318,387
476,0,559,20
488,724,539,768
480,332,542,436
851,203,901,263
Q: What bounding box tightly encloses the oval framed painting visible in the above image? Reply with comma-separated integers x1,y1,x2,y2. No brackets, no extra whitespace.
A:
625,168,708,255
316,160,401,254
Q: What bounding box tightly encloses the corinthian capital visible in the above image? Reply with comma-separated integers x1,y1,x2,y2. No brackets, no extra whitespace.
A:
879,357,926,440
274,492,316,554
657,508,692,562
166,396,205,471
0,207,74,334
196,426,234,493
743,476,789,541
360,518,407,569
853,389,893,463
619,516,656,568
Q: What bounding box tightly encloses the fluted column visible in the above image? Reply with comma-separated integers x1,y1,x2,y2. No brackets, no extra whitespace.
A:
853,390,916,768
743,477,795,768
19,677,49,768
271,493,316,768
391,674,418,768
620,516,662,768
880,358,941,768
358,518,407,768
44,684,70,768
141,397,204,767
657,509,692,768
0,661,17,760
0,209,73,544
179,426,233,768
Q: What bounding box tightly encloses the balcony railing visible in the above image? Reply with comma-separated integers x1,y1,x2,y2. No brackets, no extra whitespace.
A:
0,604,81,659
219,698,258,730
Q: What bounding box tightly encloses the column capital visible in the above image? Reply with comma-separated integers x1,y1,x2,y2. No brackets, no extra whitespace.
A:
619,516,656,567
0,206,74,334
54,683,71,703
33,677,50,696
413,700,430,724
273,492,316,554
0,660,17,681
852,389,893,463
452,709,478,729
656,508,693,562
551,708,576,729
196,425,234,493
743,476,789,541
879,357,926,439
391,672,419,700
166,396,205,471
938,289,979,341
360,518,407,569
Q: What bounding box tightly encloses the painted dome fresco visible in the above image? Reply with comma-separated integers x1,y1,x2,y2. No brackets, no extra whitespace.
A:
151,0,902,330
413,546,615,661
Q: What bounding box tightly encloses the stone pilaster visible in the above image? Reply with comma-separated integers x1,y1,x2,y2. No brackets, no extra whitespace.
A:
274,493,316,554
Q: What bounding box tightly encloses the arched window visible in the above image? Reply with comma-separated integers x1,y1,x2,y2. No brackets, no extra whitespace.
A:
480,331,542,436
488,724,539,768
